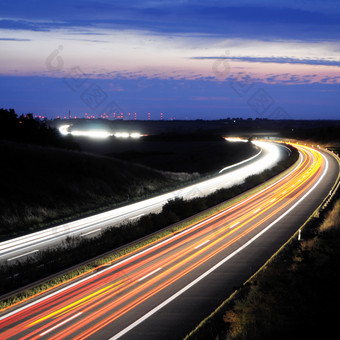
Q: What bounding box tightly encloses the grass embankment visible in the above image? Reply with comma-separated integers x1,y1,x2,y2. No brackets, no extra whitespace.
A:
0,140,197,240
185,157,340,340
0,144,298,310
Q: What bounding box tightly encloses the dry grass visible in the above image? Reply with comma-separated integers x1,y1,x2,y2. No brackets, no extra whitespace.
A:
319,201,340,232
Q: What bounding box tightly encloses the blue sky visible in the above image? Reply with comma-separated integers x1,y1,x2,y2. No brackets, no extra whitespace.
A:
0,0,339,120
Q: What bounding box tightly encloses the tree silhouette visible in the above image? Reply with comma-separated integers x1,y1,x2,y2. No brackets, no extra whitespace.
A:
0,108,19,140
0,108,78,149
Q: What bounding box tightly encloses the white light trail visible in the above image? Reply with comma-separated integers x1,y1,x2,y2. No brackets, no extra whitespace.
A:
70,130,112,139
58,125,143,139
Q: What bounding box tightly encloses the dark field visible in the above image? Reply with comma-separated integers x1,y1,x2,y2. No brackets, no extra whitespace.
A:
76,134,258,174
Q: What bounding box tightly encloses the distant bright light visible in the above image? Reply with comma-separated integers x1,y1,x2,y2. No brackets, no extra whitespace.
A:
59,125,71,135
224,137,247,142
58,124,112,139
130,132,142,138
114,132,143,138
115,132,130,138
58,124,143,139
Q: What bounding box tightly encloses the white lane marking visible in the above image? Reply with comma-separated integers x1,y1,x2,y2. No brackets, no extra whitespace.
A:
270,198,276,203
138,268,162,282
80,229,101,237
129,214,145,220
229,222,240,229
194,240,210,249
7,250,39,262
253,208,260,214
109,151,329,340
0,152,304,321
39,312,82,336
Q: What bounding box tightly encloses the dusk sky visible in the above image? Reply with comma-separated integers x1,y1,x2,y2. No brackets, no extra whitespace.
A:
1,0,340,120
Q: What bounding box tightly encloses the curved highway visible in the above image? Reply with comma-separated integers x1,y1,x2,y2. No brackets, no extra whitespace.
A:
0,143,338,339
0,140,283,263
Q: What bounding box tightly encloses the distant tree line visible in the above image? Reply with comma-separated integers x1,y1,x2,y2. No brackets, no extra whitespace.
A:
0,108,78,149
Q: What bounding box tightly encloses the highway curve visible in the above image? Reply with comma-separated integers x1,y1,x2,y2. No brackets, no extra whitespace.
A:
0,143,339,340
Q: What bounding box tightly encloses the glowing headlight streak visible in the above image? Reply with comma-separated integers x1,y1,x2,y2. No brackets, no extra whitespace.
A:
58,125,113,139
219,140,281,175
114,132,129,138
130,132,142,139
58,124,143,139
58,124,71,135
224,137,247,142
70,130,113,139
219,148,262,173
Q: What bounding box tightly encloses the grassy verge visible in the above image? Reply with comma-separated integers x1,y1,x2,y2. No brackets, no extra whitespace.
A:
184,148,340,340
0,143,298,312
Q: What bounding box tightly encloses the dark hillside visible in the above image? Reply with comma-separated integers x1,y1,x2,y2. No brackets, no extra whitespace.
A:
0,141,195,240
